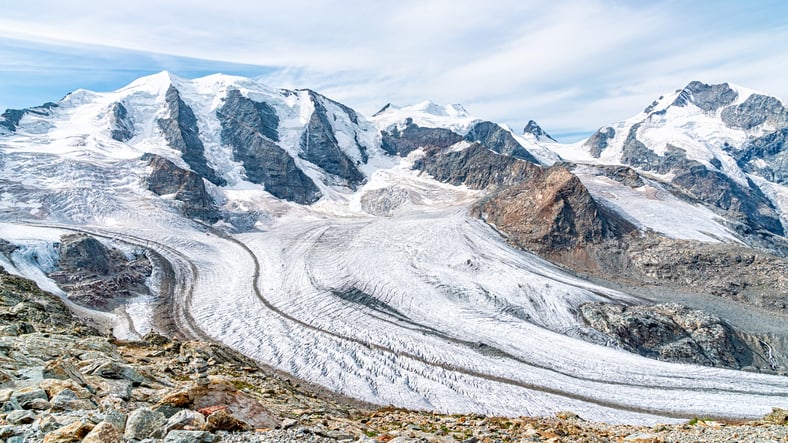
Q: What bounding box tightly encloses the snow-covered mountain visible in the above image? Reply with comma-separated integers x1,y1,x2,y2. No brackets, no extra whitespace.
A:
552,81,788,239
1,73,787,424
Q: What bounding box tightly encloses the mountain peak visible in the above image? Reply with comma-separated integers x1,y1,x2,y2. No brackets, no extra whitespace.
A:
119,70,184,95
523,120,556,142
410,100,470,118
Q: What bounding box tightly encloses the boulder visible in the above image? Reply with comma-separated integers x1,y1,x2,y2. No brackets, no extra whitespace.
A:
40,379,91,400
11,386,48,409
204,408,252,432
164,409,206,433
50,388,96,411
124,407,166,440
90,361,144,385
42,418,94,443
5,409,36,425
81,421,122,443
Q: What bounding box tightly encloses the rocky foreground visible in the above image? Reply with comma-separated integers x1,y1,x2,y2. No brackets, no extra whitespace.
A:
0,269,786,442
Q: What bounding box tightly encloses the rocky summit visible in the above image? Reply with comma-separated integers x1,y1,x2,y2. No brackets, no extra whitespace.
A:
0,268,786,442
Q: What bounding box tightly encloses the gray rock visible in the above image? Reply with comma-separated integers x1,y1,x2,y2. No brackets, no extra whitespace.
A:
381,119,463,156
164,409,207,433
672,81,738,112
721,93,787,130
109,102,134,142
103,408,128,432
57,233,112,275
592,165,644,188
2,397,22,411
5,409,36,424
24,397,50,410
465,121,540,163
585,127,615,158
734,128,788,185
95,377,134,401
0,425,25,439
11,386,47,409
580,303,754,369
35,413,62,433
413,142,542,190
91,361,144,385
670,167,783,235
158,85,226,186
523,119,557,142
164,430,216,442
620,124,696,175
141,153,219,222
299,91,365,189
0,102,58,133
217,89,321,204
42,358,89,385
50,388,96,411
124,407,167,440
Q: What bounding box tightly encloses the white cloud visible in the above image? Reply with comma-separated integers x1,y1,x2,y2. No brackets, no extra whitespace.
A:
1,0,787,140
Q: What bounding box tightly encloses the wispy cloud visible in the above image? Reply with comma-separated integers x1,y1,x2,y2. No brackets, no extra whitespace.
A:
1,0,786,141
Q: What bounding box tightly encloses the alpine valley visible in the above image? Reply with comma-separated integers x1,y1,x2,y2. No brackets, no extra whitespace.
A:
1,72,787,429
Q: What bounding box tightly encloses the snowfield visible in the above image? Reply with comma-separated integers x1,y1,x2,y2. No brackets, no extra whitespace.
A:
1,73,787,424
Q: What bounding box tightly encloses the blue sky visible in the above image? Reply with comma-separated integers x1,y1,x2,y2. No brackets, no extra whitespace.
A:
1,0,787,141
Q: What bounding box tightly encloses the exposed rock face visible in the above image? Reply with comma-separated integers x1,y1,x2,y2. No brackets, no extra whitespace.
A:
523,119,557,142
217,89,321,204
48,234,152,309
108,102,134,142
580,303,753,369
414,143,542,189
734,128,788,185
300,91,365,189
670,167,783,235
158,85,225,186
472,165,635,255
592,165,645,188
620,124,695,174
464,121,540,163
721,93,787,130
672,81,738,112
585,127,615,158
611,234,788,312
380,119,463,156
142,153,219,222
0,102,58,133
57,234,112,276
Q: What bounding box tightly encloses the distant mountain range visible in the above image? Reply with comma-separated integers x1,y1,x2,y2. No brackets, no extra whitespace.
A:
1,73,787,423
